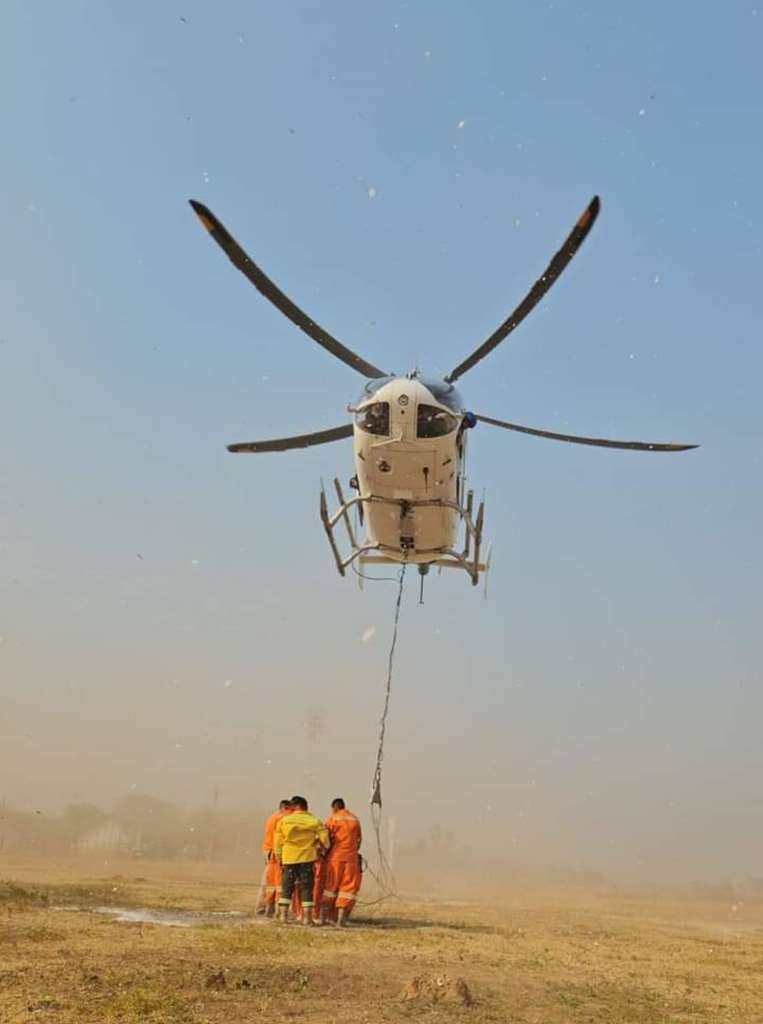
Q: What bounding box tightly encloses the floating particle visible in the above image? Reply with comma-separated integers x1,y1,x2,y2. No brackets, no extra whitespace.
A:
457,120,466,129
361,626,376,643
367,185,377,199
513,218,521,228
424,50,431,58
653,274,660,285
638,108,646,117
202,171,210,183
223,679,233,689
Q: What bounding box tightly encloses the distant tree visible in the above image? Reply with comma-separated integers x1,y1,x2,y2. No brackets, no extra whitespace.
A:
61,802,107,839
112,794,184,859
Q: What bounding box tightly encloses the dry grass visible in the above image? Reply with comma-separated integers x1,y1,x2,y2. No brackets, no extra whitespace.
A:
1,856,763,1022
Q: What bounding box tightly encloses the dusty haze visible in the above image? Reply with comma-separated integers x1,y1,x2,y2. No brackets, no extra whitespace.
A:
3,3,762,892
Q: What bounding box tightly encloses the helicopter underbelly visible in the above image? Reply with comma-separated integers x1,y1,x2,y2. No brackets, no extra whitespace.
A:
354,439,460,562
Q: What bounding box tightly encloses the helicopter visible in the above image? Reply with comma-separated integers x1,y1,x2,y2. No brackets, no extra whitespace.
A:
189,195,697,587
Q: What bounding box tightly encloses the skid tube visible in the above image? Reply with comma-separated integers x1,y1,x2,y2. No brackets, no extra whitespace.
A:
319,479,487,585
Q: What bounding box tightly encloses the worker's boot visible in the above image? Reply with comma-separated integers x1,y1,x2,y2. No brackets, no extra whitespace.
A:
302,905,314,926
276,903,289,924
264,903,275,919
336,907,348,928
319,906,328,926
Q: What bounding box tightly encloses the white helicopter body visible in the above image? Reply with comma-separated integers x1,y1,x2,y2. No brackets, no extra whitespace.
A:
339,374,484,579
353,376,462,557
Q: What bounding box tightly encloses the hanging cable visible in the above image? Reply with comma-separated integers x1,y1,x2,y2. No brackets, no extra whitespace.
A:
369,562,407,889
350,561,400,583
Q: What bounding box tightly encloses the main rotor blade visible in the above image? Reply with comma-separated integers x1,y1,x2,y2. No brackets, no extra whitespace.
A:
227,423,353,454
446,196,601,383
189,200,387,379
475,414,698,452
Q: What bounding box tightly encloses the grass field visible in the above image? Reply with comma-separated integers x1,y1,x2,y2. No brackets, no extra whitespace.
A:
2,856,762,1023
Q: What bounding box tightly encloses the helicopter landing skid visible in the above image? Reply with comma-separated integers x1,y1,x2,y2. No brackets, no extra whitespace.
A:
319,478,487,585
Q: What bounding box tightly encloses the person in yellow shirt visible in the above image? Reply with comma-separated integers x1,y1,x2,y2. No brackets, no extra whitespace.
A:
274,795,329,925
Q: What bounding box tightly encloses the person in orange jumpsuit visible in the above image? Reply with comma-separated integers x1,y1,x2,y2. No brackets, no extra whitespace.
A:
257,799,291,916
321,798,363,926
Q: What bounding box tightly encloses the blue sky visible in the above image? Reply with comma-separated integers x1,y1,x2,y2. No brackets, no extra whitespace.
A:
2,1,762,880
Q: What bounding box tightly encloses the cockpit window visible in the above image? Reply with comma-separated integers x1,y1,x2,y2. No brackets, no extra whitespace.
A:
355,401,390,436
417,404,459,438
418,376,464,413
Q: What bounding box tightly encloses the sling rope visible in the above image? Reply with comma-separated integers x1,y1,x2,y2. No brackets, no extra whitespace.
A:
369,562,407,890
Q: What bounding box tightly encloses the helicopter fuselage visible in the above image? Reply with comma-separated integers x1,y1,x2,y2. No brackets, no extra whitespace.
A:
350,375,469,565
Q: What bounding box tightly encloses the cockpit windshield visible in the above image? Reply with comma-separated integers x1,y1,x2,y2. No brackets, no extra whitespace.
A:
355,401,390,436
418,377,463,413
417,403,459,438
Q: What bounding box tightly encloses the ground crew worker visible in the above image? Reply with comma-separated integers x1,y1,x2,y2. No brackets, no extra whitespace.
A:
274,795,329,925
321,798,362,926
257,798,292,916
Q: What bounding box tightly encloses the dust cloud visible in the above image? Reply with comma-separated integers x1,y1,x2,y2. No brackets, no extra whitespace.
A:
2,628,761,893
